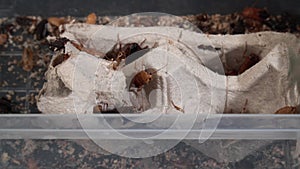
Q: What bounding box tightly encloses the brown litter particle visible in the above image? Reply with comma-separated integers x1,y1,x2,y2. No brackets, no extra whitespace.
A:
86,13,97,24
0,33,8,45
22,46,36,71
47,17,68,27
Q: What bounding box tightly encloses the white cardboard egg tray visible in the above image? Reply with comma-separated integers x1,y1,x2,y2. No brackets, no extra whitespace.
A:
37,23,300,115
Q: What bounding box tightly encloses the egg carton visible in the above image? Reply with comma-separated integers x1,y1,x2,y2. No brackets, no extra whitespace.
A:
37,24,300,115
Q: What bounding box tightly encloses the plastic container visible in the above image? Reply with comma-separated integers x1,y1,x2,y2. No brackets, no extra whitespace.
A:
0,0,299,163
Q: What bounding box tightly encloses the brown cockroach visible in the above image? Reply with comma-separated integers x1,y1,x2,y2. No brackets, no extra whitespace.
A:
129,59,169,93
128,60,169,112
274,106,297,114
104,36,148,70
105,38,147,61
129,68,155,95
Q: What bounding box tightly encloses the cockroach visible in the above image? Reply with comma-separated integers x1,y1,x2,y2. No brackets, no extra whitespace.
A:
104,36,148,70
52,53,70,67
238,43,260,74
129,61,168,93
274,106,297,114
129,68,154,95
49,37,70,53
128,67,156,111
114,41,148,69
128,61,168,112
242,7,269,22
171,100,184,113
105,38,148,61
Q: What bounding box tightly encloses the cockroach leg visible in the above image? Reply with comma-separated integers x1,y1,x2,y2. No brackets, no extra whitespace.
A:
177,30,183,42
70,40,106,58
171,100,184,113
139,38,146,46
241,99,248,113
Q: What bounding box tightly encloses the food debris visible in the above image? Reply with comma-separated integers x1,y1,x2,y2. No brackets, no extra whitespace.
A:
86,13,97,24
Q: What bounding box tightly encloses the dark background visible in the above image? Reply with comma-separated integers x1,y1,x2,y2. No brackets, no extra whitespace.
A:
0,0,299,17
